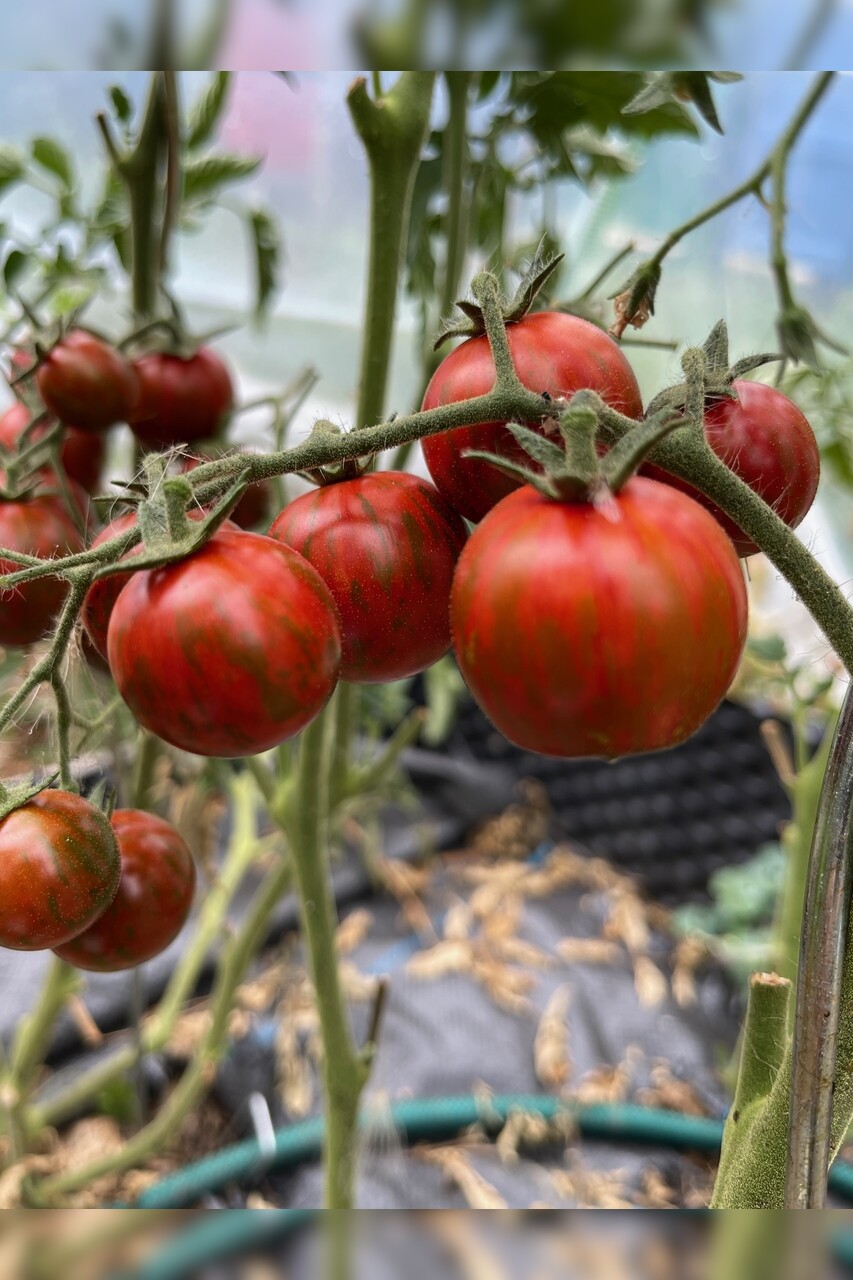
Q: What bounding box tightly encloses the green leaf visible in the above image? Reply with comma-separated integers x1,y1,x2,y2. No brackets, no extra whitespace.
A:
0,144,24,194
182,153,262,204
108,84,132,124
247,207,281,318
3,249,29,288
31,136,74,190
187,72,231,150
748,634,788,663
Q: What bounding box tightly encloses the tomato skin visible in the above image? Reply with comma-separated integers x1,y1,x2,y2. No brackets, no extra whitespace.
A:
180,452,272,530
642,380,820,558
0,401,105,493
0,790,120,951
269,472,467,683
54,809,196,971
0,489,85,646
81,509,239,658
130,349,234,451
421,312,643,523
107,528,342,757
451,478,748,759
36,331,139,432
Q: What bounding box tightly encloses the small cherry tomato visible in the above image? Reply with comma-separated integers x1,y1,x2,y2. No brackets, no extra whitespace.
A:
36,331,139,432
130,349,234,450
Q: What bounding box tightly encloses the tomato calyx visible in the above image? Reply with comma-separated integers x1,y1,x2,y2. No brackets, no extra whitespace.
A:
644,320,782,422
434,244,565,350
464,393,683,505
298,420,373,486
0,775,59,823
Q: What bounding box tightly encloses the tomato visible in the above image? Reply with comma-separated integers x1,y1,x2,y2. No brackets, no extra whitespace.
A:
0,789,120,951
36,331,139,432
81,508,239,658
54,809,196,971
642,380,820,558
107,528,341,757
421,312,643,523
130,349,234,450
269,472,467,682
180,452,272,530
0,401,105,493
451,478,747,759
0,486,86,646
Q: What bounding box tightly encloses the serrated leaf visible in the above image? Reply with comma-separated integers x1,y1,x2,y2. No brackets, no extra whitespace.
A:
32,136,74,190
108,84,132,124
0,144,24,193
622,74,676,116
187,72,231,150
182,153,261,204
248,207,281,318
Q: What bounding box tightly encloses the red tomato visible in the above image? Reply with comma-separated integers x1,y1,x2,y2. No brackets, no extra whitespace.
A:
0,790,120,950
269,472,467,682
107,528,341,757
54,809,196,971
451,478,748,759
36,331,139,432
642,380,820,557
81,508,239,658
180,452,272,530
0,401,105,493
130,349,234,450
421,312,643,522
0,487,86,646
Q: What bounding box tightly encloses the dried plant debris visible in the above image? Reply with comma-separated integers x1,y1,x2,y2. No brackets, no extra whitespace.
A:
534,986,573,1091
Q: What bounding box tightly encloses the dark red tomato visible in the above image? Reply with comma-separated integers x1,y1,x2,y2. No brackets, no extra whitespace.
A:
642,380,820,558
180,452,272,529
269,472,467,683
421,312,643,523
81,508,240,658
54,809,196,971
36,331,139,432
130,349,234,450
451,478,748,759
0,401,105,493
79,627,111,675
0,789,120,950
0,488,86,646
107,528,341,757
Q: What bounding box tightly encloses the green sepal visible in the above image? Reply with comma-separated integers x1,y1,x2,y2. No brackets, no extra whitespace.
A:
0,774,59,822
504,422,566,469
460,448,549,493
601,411,686,493
433,246,566,350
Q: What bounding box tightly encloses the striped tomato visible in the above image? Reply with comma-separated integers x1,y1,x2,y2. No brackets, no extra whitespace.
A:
0,486,86,646
0,401,105,493
269,472,467,682
451,478,748,758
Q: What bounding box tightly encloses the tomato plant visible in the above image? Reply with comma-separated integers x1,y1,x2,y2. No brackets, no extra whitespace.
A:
642,380,821,557
451,478,748,758
0,487,86,646
130,349,234,451
0,402,105,494
180,452,272,530
421,312,643,522
0,790,120,951
36,331,139,432
107,528,342,757
269,471,467,682
54,809,196,971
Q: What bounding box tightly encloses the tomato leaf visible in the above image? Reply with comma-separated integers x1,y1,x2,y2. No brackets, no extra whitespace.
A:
247,206,281,319
3,249,29,288
187,72,231,150
108,85,132,124
32,136,75,190
182,153,262,204
0,144,24,194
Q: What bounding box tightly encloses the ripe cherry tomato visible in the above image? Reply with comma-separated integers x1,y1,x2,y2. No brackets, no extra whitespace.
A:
421,312,643,522
269,471,467,682
36,331,139,432
0,789,120,950
107,528,341,757
0,486,86,646
180,452,272,530
642,380,820,557
130,349,234,450
81,508,239,658
0,401,105,493
54,809,196,971
451,478,748,758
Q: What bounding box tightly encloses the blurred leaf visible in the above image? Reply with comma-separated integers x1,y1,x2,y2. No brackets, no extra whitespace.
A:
32,136,74,190
0,145,24,194
108,84,132,124
187,71,231,150
623,71,741,134
247,206,281,318
183,154,262,204
748,634,788,663
3,249,29,288
49,283,97,316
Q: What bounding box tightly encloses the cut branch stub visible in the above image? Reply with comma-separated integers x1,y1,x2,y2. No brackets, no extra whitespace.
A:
434,246,565,350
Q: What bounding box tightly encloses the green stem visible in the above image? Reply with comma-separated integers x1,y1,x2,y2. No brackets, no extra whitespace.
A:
274,706,368,1210
439,72,471,320
124,76,167,322
50,672,74,791
330,682,357,808
3,956,79,1153
131,730,160,811
348,72,436,428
